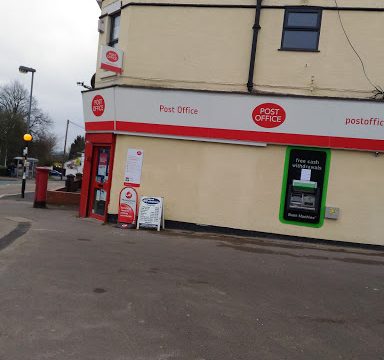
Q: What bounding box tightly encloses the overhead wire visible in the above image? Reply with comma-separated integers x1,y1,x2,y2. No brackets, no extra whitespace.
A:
68,120,85,130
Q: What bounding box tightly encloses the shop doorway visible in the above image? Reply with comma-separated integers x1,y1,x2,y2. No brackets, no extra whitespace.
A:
88,146,111,220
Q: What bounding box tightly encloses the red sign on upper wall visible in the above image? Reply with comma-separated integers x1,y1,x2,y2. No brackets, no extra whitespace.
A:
100,45,123,74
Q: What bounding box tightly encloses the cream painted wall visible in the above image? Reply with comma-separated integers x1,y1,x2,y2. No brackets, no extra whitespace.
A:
97,6,254,91
255,9,384,97
96,1,384,99
109,135,384,245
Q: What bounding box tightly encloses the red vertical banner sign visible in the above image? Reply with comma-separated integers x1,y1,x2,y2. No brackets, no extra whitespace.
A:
118,187,138,225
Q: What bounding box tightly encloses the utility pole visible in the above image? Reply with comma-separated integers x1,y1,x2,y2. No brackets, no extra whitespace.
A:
61,119,70,180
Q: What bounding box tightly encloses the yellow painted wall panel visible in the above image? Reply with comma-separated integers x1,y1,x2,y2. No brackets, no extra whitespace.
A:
109,135,384,246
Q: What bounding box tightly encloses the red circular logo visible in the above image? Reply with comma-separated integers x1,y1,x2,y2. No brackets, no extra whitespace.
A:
106,50,118,63
137,151,142,156
252,103,286,128
126,192,133,199
92,95,105,117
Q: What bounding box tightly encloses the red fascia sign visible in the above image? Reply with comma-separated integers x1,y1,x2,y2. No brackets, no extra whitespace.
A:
100,45,123,74
118,187,138,224
82,87,384,152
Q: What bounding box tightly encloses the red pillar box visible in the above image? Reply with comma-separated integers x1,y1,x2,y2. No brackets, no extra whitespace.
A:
34,167,50,208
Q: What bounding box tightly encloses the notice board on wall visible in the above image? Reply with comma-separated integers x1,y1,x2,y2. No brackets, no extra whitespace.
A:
280,147,331,228
124,149,143,187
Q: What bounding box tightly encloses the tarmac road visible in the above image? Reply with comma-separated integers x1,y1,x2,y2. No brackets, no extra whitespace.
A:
0,197,383,360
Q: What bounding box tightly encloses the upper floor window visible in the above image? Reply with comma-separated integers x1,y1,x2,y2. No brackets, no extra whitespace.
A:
109,13,120,48
280,8,322,51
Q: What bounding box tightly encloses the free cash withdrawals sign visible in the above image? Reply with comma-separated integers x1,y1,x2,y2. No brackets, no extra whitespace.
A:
82,87,384,152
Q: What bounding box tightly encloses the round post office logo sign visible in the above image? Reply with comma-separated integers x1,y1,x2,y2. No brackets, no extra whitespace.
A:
106,50,119,63
92,95,105,117
252,103,286,128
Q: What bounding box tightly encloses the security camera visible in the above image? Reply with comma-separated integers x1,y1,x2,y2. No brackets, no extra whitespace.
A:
76,82,92,90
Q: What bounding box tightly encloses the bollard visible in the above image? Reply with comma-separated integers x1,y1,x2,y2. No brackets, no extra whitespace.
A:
34,167,50,208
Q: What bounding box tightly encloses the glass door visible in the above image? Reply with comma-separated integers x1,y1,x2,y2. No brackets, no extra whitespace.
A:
89,146,111,220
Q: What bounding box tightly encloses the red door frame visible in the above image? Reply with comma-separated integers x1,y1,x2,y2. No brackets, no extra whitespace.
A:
79,133,116,221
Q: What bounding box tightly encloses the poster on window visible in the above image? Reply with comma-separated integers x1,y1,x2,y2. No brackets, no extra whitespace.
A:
98,152,108,177
124,149,144,187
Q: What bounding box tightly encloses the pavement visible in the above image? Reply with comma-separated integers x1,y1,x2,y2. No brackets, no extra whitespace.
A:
0,177,65,199
0,193,383,359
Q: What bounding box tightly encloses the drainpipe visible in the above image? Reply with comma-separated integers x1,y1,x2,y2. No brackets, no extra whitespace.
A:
247,0,263,93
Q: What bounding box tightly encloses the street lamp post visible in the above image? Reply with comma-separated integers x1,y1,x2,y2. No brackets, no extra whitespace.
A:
19,65,36,198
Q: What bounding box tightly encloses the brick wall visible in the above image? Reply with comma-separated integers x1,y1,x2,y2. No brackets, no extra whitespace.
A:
46,190,80,207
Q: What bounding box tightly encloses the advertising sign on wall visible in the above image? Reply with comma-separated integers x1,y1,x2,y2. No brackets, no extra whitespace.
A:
100,45,123,74
118,187,138,225
279,147,331,227
83,87,384,152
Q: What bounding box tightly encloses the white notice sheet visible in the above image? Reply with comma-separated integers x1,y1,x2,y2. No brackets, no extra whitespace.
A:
300,169,311,181
124,149,144,187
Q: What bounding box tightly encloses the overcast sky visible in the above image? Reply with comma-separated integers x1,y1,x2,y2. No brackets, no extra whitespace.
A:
0,0,101,151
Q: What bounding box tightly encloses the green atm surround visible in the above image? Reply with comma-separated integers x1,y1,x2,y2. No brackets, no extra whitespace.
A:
279,146,331,228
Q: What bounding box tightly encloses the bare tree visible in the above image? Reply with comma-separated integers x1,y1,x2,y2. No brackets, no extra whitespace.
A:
0,81,29,116
0,81,54,166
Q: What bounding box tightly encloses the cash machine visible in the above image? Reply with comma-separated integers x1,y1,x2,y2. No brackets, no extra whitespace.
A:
287,180,320,213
